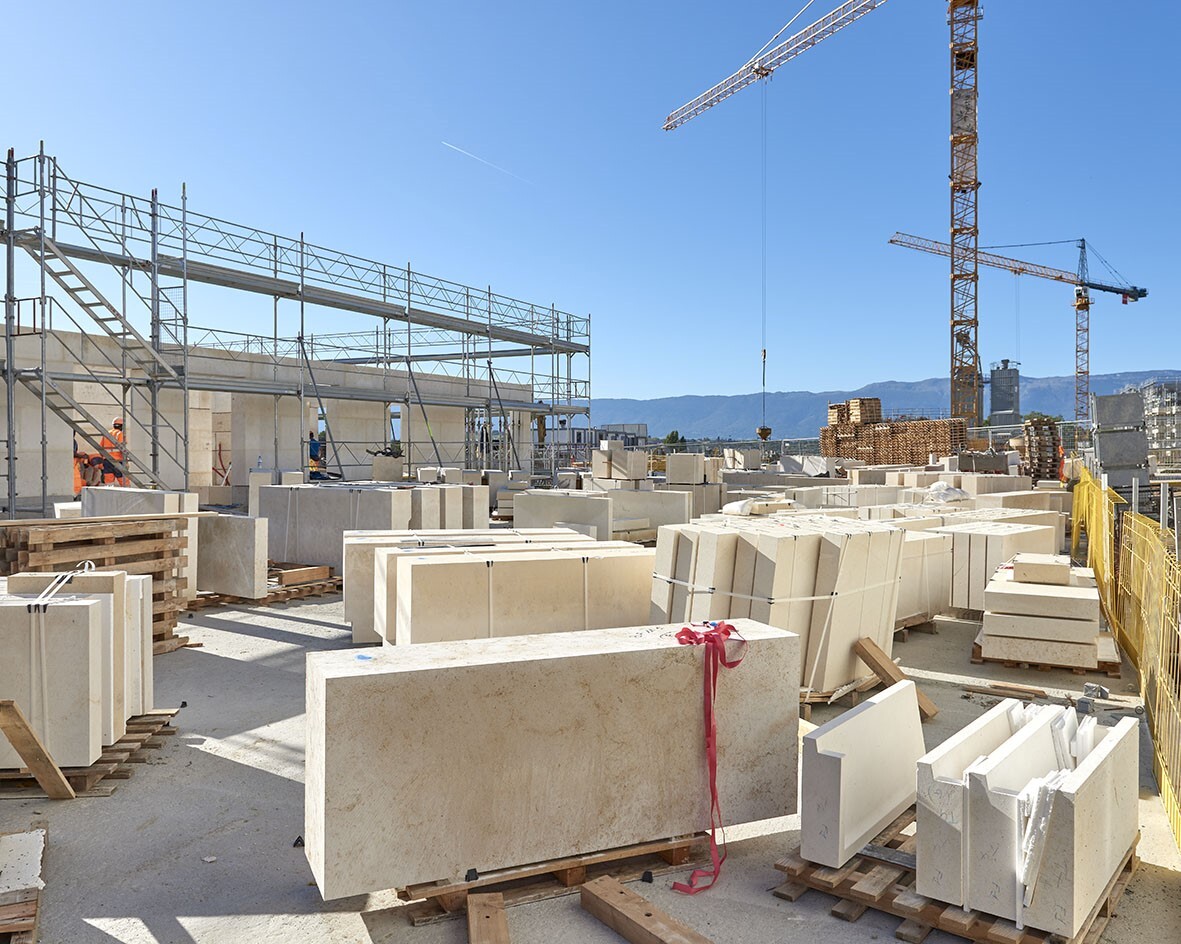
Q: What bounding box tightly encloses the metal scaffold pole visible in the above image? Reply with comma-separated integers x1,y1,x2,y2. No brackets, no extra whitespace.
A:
4,149,18,518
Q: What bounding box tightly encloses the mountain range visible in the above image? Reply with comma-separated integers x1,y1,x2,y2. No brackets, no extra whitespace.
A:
591,370,1181,440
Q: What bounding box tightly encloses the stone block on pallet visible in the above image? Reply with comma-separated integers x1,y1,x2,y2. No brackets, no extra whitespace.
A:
979,632,1100,669
0,598,103,769
981,611,1099,644
197,514,268,599
305,618,798,899
800,680,925,868
7,571,126,745
982,579,1100,622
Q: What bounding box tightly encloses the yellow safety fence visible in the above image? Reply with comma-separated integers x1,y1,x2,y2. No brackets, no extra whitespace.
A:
1074,467,1181,850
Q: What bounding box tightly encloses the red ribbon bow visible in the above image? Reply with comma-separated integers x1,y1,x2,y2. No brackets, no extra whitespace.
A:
672,621,747,894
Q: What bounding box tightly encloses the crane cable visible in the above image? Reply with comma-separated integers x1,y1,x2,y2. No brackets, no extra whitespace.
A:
760,78,768,431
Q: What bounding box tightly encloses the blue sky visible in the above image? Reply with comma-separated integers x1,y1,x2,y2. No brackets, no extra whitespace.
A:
5,1,1176,399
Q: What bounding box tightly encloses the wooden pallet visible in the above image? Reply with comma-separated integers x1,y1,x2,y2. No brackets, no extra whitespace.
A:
0,827,46,944
0,708,179,797
971,643,1122,679
185,561,342,612
772,809,1139,944
395,834,706,926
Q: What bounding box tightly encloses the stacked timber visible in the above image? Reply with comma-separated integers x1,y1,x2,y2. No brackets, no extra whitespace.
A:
847,397,882,424
820,417,968,465
1023,417,1062,483
0,515,190,653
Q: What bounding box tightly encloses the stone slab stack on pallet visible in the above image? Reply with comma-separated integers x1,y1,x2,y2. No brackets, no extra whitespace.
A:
978,554,1116,670
650,514,904,692
305,619,798,900
931,522,1058,611
0,515,191,653
0,569,155,770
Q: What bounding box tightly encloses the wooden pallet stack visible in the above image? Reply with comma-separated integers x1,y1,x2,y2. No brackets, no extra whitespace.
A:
1023,418,1062,483
0,514,190,654
848,397,882,424
821,417,968,465
186,561,342,612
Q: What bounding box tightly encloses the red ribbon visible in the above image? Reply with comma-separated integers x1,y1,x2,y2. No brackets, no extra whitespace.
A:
672,620,747,894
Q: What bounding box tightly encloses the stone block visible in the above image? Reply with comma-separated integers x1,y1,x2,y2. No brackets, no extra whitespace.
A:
687,529,739,622
260,485,412,569
666,453,705,485
409,487,441,529
53,502,81,519
8,571,127,744
197,514,268,598
461,485,491,529
0,598,103,768
982,580,1100,622
305,619,798,899
371,456,404,482
127,574,154,714
981,611,1099,644
1011,553,1071,586
916,698,1026,905
800,680,926,868
393,547,655,644
933,523,1057,610
979,633,1100,669
436,486,464,529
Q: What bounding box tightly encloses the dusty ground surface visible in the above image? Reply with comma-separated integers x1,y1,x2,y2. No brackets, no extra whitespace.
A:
2,596,1178,944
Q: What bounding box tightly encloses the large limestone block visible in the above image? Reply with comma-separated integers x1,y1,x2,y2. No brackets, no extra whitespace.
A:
260,485,411,569
981,611,1098,644
461,485,491,529
305,619,799,899
800,681,926,868
1020,717,1138,937
916,699,1026,905
343,529,593,644
247,471,272,516
982,580,1100,622
934,523,1057,610
393,548,655,644
436,486,464,529
127,575,154,714
371,456,404,482
0,598,103,768
687,529,739,622
197,514,268,598
7,571,127,744
979,633,1100,669
666,453,705,485
514,491,613,538
1011,553,1071,586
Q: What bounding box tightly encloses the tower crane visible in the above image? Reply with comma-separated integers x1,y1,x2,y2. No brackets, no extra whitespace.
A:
662,0,891,441
889,232,1148,426
664,1,987,426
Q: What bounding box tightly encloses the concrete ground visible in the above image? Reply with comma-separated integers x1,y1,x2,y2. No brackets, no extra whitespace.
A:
2,597,1179,944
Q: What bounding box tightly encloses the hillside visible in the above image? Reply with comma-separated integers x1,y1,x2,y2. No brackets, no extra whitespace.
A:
592,370,1181,440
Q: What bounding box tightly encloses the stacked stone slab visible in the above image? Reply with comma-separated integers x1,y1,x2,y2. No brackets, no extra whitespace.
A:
0,569,155,769
389,545,655,644
651,514,905,691
305,619,799,900
196,514,268,599
932,521,1058,610
896,531,952,627
591,441,648,481
514,488,691,540
342,528,597,644
979,557,1111,668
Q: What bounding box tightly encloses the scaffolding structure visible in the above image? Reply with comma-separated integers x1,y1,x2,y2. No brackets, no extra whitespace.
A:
1143,379,1181,473
2,146,591,515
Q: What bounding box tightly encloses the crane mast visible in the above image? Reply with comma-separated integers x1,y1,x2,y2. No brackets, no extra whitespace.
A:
1074,240,1091,426
949,0,982,424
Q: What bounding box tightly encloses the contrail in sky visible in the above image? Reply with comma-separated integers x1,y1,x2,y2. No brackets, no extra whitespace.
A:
440,141,531,184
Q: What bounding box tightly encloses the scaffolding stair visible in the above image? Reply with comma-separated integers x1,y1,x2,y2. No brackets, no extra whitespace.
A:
16,370,167,490
17,234,179,381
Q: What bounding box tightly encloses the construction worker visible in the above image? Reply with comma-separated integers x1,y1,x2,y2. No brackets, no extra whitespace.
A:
308,430,326,480
100,417,128,486
72,437,86,498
